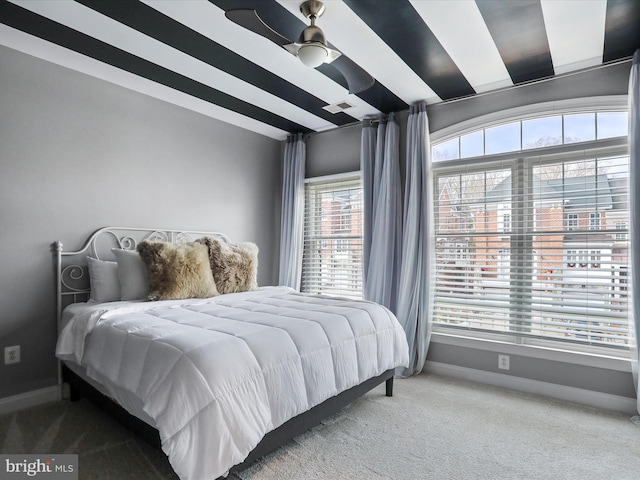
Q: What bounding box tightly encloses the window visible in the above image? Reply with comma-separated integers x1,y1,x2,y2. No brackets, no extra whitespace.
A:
497,250,510,279
302,174,363,299
522,115,562,149
485,122,521,154
578,250,589,268
432,107,629,351
564,113,595,144
597,112,629,139
433,111,629,162
461,130,484,158
456,244,469,262
618,267,628,292
501,211,511,233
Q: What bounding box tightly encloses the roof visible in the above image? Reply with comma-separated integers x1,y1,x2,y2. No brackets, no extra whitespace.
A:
485,174,615,211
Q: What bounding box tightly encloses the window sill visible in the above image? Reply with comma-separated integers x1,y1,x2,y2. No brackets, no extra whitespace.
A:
430,330,631,373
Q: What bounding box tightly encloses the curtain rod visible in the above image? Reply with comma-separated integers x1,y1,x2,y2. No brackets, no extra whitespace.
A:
433,55,633,107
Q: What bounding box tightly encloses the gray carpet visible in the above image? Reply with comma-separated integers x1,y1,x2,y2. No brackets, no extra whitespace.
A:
1,374,639,480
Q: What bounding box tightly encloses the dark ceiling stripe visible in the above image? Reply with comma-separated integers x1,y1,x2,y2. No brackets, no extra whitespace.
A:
0,1,310,134
209,0,407,113
603,0,640,63
476,0,554,84
76,0,355,127
343,0,475,101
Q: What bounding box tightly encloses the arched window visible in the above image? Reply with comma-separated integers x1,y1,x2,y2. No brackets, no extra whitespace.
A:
431,98,629,352
432,99,628,161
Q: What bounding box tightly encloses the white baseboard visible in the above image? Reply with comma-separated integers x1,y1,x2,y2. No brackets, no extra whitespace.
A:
0,386,60,416
426,361,638,415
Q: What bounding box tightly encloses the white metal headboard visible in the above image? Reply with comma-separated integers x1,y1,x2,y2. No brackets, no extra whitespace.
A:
52,227,230,401
53,226,230,323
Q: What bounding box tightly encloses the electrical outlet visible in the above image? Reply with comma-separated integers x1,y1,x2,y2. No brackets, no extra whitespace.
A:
4,345,20,365
498,354,510,370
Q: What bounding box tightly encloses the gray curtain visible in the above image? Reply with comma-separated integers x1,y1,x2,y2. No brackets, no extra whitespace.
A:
279,133,306,289
629,50,640,416
360,119,376,287
395,102,434,376
361,114,402,311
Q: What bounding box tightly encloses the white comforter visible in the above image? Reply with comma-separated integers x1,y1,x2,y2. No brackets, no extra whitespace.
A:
56,286,409,480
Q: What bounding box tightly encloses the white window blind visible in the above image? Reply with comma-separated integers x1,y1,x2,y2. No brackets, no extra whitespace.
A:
433,154,629,349
302,174,363,299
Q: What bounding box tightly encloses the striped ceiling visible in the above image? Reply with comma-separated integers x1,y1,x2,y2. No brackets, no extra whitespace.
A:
1,0,638,140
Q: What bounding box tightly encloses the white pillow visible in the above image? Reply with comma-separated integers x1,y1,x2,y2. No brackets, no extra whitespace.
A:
111,248,150,301
87,256,120,303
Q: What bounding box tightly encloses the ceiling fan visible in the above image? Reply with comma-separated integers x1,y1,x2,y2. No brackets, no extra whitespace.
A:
225,0,375,94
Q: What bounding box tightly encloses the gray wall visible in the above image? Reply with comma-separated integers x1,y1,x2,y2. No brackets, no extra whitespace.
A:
0,46,282,399
307,61,631,176
427,60,631,133
305,123,362,178
305,61,635,404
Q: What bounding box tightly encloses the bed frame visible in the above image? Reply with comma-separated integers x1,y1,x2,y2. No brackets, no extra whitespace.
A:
54,227,394,478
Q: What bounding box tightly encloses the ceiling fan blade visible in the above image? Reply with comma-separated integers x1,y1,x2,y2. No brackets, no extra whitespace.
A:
225,9,292,47
225,6,374,95
329,55,375,95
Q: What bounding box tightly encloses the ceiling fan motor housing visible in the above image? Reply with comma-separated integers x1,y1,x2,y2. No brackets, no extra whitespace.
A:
298,24,328,46
225,1,374,93
300,0,326,20
296,0,330,68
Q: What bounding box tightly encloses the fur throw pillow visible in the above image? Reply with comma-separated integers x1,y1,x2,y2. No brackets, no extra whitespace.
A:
197,237,258,294
137,241,219,301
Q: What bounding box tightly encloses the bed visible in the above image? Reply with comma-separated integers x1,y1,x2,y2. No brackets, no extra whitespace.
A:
53,227,410,480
